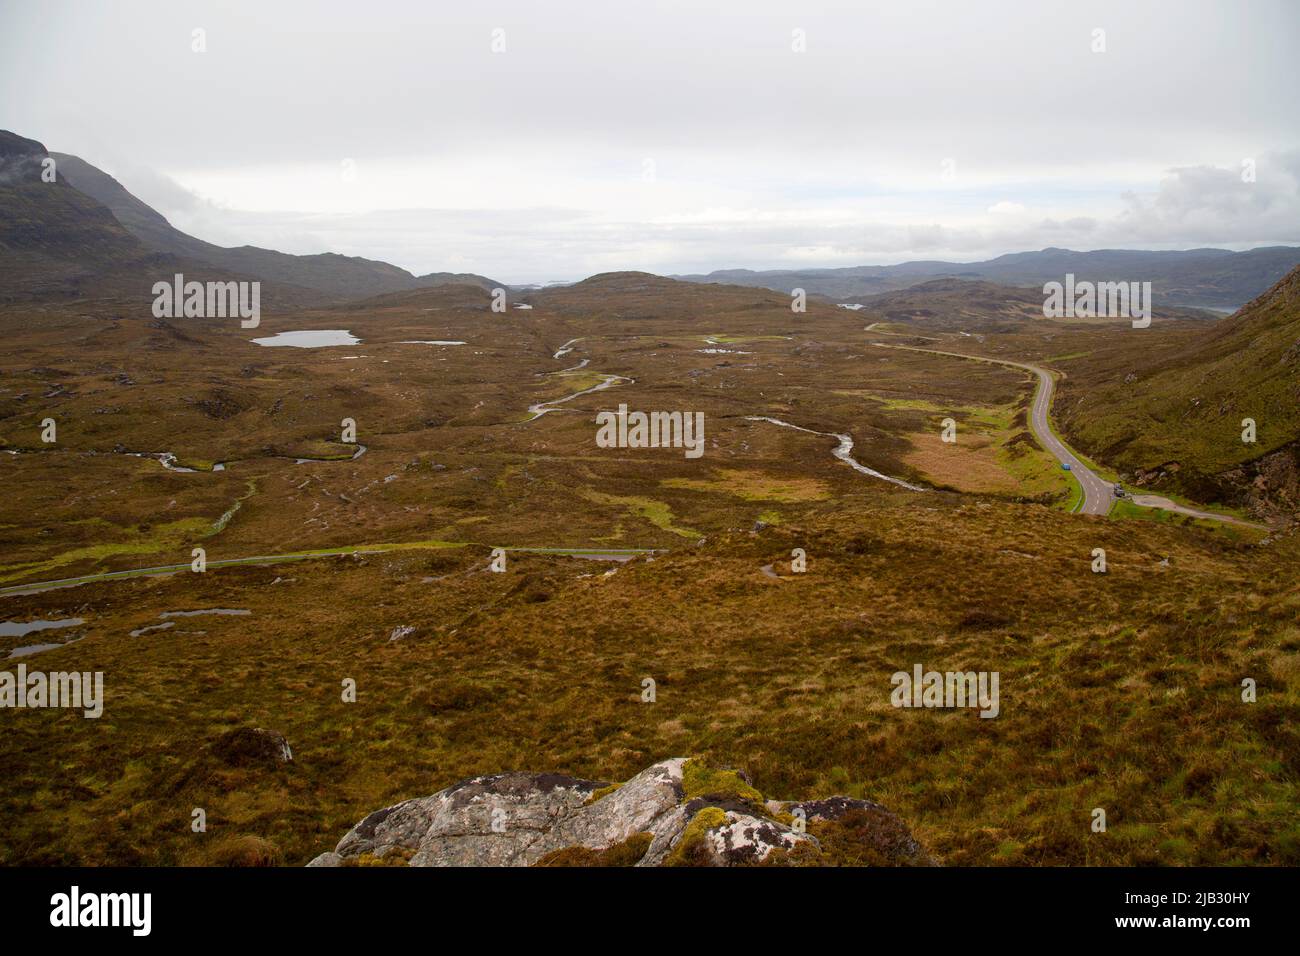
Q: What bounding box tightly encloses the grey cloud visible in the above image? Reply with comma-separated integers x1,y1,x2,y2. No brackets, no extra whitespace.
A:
1117,152,1300,243
3,0,1296,280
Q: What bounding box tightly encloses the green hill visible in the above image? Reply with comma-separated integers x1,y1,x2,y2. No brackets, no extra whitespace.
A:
1060,266,1300,518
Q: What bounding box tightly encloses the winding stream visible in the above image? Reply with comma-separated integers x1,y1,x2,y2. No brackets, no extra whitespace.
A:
526,375,633,422
1,617,84,638
553,338,583,359
3,617,86,658
292,444,367,465
745,416,927,492
130,444,367,472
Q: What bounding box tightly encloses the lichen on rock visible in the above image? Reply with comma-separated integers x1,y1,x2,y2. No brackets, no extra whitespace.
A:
307,756,933,868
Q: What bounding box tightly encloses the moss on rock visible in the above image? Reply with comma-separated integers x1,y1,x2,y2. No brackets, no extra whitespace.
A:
533,832,653,867
344,845,416,867
584,782,623,805
681,759,762,802
665,806,728,867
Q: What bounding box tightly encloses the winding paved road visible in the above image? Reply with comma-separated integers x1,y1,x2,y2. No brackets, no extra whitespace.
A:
1022,360,1113,515
874,343,1268,528
873,343,1113,514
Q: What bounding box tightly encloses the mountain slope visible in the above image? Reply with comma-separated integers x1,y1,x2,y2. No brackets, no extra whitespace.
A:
0,131,157,299
0,133,144,263
0,133,341,309
49,148,503,301
677,247,1300,311
1059,266,1300,518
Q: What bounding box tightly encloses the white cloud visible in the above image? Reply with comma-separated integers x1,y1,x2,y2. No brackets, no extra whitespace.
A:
986,202,1028,216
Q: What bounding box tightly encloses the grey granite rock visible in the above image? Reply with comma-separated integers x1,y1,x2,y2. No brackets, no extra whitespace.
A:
307,757,930,867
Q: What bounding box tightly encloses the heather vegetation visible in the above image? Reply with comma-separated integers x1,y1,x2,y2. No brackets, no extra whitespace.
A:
2,270,1297,866
2,125,1298,868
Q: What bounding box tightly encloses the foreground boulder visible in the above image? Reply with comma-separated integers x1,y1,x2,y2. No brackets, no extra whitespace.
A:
308,757,935,867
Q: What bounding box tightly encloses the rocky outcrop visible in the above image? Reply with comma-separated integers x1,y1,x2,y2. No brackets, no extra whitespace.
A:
308,757,934,867
1216,440,1300,524
1125,443,1300,526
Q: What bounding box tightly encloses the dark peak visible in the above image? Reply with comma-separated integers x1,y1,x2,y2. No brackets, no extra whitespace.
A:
342,281,494,311
570,271,681,290
583,270,661,282
0,129,48,161
415,272,505,292
0,131,51,186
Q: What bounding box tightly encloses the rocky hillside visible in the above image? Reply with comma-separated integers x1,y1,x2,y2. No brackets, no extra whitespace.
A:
309,758,935,867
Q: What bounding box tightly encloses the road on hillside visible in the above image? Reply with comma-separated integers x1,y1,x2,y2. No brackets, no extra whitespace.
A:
873,343,1114,514
1126,494,1263,528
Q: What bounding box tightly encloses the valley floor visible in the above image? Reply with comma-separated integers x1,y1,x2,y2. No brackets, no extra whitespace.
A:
0,280,1295,865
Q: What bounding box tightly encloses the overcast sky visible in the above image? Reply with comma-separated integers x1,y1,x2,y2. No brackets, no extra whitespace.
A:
3,0,1297,283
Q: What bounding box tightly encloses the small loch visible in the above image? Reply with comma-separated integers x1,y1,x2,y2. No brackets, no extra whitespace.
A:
251,330,361,348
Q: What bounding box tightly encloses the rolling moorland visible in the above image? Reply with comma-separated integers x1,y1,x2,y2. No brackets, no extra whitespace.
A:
0,130,1298,866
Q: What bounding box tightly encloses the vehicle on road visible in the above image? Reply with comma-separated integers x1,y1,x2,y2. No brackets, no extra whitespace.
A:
1113,484,1126,498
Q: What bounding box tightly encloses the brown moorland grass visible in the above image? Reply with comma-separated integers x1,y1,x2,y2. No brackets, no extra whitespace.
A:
0,497,1295,866
1,277,1296,868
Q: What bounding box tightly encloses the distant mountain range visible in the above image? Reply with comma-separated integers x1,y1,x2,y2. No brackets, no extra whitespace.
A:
5,127,1299,314
850,277,1217,332
0,129,503,304
675,246,1300,312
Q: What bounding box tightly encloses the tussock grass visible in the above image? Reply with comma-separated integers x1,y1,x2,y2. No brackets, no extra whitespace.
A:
1,498,1295,866
2,276,1294,869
